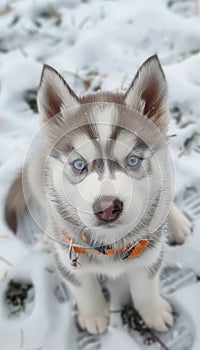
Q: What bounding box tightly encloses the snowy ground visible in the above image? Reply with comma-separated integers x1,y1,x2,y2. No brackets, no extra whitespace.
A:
0,0,200,349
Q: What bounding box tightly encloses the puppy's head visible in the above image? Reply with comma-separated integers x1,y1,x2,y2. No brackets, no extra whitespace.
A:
38,55,172,245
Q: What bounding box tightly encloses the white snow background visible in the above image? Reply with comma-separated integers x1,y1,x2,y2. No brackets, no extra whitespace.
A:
0,0,200,349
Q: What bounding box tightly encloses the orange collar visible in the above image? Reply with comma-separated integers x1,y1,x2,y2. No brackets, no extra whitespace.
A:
61,230,150,267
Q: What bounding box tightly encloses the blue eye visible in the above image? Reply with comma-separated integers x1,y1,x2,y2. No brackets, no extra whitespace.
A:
73,159,86,171
127,155,140,167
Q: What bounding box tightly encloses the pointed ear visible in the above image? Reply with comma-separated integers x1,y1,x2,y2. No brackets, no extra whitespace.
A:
37,64,79,121
124,55,169,131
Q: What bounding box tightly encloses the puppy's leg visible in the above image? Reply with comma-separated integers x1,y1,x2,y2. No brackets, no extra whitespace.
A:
168,203,193,244
127,267,173,332
58,266,109,335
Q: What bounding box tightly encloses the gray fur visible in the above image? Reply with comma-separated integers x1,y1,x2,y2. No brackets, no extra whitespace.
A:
55,253,81,287
4,56,190,336
147,248,164,278
4,58,168,263
4,171,27,233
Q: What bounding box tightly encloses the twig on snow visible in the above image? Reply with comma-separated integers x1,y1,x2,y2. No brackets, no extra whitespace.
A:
0,256,13,266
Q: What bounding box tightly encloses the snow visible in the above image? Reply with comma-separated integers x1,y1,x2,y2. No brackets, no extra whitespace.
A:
0,0,200,349
173,283,200,350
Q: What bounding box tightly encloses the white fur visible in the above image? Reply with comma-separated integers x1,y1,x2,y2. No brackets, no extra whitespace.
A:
168,203,193,244
128,271,173,332
66,274,109,334
26,130,192,336
55,232,173,333
73,135,97,163
112,131,139,160
50,154,150,244
22,57,193,336
95,105,115,141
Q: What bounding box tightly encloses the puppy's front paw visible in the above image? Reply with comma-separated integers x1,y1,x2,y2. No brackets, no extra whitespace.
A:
169,208,193,245
77,302,109,335
141,297,174,333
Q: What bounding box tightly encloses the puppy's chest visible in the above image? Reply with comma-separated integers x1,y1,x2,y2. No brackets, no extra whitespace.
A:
58,230,153,270
56,238,163,279
51,221,164,277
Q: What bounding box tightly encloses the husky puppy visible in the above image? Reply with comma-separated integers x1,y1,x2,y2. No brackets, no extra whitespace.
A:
5,55,192,335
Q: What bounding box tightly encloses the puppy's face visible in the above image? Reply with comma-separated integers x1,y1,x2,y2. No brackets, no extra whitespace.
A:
38,55,172,245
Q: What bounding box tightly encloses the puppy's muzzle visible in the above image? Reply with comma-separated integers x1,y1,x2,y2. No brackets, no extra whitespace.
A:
93,197,123,222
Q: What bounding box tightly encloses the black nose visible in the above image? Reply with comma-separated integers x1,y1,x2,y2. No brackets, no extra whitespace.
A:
93,197,123,222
